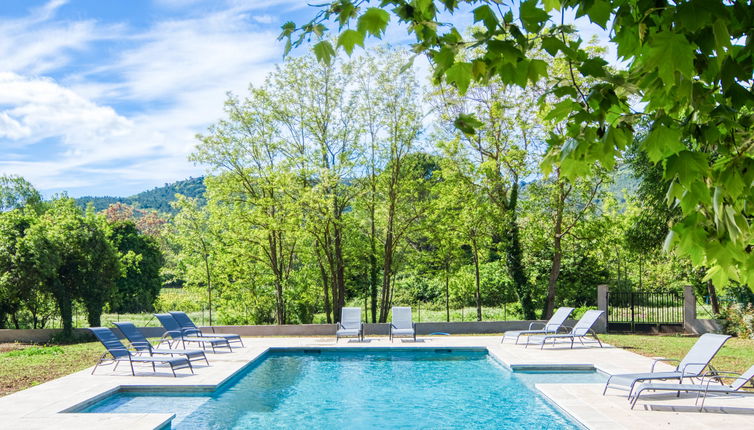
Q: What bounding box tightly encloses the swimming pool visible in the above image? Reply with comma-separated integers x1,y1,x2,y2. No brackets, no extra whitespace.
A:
79,348,603,429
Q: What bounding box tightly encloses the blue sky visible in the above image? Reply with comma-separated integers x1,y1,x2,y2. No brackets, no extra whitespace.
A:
0,0,320,197
0,0,609,198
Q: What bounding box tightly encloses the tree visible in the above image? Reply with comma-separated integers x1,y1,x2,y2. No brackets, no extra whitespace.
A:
171,196,220,325
433,79,542,319
0,210,41,328
0,175,43,214
524,168,605,318
269,54,361,324
108,220,165,313
25,199,119,335
432,147,494,320
286,0,754,294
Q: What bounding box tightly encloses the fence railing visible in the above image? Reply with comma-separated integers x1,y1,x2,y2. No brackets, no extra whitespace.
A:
607,290,684,331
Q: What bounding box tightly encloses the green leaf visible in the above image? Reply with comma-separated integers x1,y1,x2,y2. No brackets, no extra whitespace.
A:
642,125,684,163
604,125,631,151
586,0,611,29
337,29,364,55
664,151,708,188
578,57,608,78
541,36,567,56
519,0,549,33
432,46,455,71
357,7,390,38
445,62,473,94
527,59,548,83
337,1,357,28
545,100,580,123
472,5,498,32
313,40,336,65
642,31,695,86
712,19,731,57
542,0,561,12
454,113,483,135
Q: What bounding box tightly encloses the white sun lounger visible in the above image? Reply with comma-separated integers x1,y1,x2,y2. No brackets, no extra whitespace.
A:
526,310,604,349
603,333,731,397
390,307,416,341
630,365,754,410
336,307,363,342
501,307,574,344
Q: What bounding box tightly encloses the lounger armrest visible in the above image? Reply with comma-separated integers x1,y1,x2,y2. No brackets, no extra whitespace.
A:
528,322,545,330
680,362,710,376
651,358,680,373
700,370,739,384
181,327,202,336
131,340,153,349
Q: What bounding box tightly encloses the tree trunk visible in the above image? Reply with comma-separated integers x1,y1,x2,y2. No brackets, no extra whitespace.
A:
472,238,482,321
85,303,102,328
503,184,534,319
445,260,450,322
333,219,346,316
57,294,73,338
204,254,212,326
707,280,720,315
268,231,286,325
380,233,394,323
369,209,378,323
543,180,565,319
379,173,398,323
316,250,332,323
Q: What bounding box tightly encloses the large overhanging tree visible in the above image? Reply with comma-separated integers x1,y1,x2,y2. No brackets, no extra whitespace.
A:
282,0,754,292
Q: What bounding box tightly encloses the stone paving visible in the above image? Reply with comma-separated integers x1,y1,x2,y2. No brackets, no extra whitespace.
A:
0,335,752,429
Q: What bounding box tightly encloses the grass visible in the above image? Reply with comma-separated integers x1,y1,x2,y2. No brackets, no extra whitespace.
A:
601,334,754,375
0,342,103,397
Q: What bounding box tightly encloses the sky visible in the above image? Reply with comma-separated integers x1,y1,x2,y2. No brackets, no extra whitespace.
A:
0,0,609,198
0,0,324,197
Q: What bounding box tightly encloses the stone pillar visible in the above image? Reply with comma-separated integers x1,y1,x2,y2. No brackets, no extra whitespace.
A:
684,285,697,334
596,284,609,333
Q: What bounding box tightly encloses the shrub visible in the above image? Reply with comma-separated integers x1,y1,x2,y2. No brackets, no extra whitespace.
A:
719,303,754,339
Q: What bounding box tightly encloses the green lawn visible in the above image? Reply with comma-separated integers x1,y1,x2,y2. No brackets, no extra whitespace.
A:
601,334,754,375
0,342,103,397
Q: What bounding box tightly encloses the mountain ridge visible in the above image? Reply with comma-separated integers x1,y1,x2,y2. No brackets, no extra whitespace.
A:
75,176,206,214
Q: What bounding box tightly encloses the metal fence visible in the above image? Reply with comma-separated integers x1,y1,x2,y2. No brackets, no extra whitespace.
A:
607,290,684,332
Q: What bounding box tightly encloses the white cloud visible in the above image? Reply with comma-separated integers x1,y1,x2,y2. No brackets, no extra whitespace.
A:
0,1,295,196
0,72,132,147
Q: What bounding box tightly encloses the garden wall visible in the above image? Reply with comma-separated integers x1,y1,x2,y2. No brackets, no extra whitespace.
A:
0,320,573,343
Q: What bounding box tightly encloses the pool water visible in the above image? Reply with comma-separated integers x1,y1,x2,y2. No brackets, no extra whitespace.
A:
80,348,603,429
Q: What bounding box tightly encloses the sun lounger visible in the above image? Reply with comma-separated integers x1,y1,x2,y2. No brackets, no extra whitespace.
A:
502,307,574,344
336,307,363,342
88,327,193,377
155,313,232,352
112,321,209,365
603,333,731,397
526,310,604,349
169,311,244,347
630,365,754,410
390,307,416,341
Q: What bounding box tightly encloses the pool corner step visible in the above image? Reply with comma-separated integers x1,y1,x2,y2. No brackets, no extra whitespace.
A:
510,363,595,372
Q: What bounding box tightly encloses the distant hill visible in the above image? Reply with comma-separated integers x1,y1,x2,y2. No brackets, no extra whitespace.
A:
75,176,206,214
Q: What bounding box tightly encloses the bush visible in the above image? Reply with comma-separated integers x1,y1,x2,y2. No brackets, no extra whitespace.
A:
719,303,754,339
